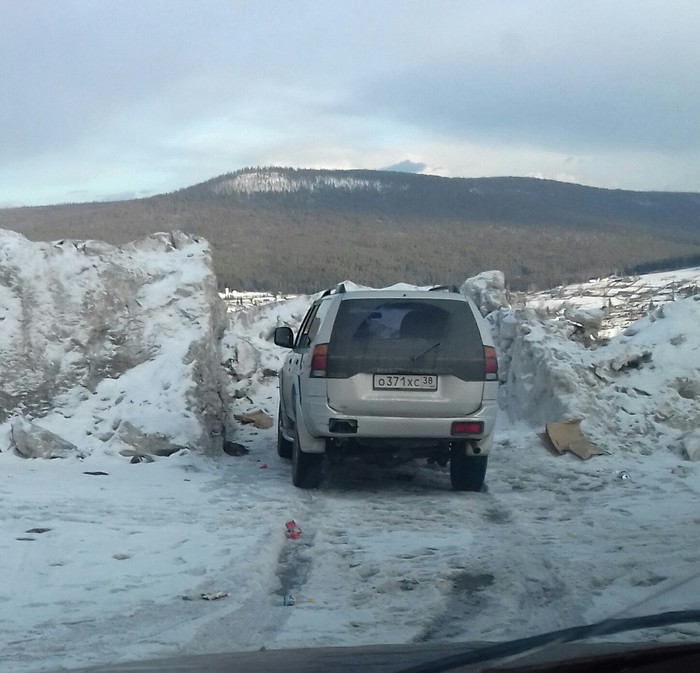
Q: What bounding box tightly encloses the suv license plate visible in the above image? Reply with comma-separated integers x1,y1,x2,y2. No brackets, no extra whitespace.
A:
373,374,438,391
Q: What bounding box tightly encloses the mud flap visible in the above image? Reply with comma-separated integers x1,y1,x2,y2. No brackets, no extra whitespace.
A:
294,397,326,454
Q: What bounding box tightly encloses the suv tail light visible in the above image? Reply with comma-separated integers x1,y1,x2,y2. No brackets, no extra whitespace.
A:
452,421,484,435
484,346,498,380
310,344,328,377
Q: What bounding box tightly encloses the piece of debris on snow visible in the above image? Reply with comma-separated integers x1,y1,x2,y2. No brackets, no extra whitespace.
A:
610,350,652,372
539,430,561,457
399,578,420,591
285,520,302,539
182,591,229,601
201,591,229,601
234,410,274,429
120,451,155,463
223,440,249,456
10,417,80,459
564,306,604,332
543,420,605,460
114,421,185,457
564,306,604,345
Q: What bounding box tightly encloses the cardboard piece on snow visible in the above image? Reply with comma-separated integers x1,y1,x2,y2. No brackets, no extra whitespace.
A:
233,410,274,429
538,432,563,456
544,420,604,460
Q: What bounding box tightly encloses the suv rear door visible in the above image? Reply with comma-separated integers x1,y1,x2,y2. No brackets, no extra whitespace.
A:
281,298,333,420
324,297,486,417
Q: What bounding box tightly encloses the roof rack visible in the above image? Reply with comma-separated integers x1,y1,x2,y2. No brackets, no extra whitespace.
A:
428,284,460,293
322,283,460,297
320,282,348,297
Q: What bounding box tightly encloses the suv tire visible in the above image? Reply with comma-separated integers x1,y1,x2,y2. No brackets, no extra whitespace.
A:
450,443,487,492
277,403,293,459
292,421,323,489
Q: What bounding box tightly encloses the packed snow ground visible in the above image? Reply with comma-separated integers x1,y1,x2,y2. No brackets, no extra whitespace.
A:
2,267,700,673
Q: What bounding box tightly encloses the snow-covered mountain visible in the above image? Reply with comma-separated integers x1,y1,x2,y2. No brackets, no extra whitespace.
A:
211,168,391,196
1,241,699,673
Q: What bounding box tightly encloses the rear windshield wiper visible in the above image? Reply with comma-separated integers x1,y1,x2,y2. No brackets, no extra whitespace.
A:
412,341,441,361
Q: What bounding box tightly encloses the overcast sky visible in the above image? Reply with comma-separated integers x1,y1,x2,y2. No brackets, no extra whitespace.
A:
1,0,699,207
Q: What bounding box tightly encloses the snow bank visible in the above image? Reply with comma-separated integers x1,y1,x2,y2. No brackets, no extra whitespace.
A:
460,269,510,316
490,309,586,426
492,290,700,458
223,294,312,402
0,229,228,457
223,268,700,462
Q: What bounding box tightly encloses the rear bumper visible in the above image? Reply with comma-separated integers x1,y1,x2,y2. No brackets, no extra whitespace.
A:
299,396,498,454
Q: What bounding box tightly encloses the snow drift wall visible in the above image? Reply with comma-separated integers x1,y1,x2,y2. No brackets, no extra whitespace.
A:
460,270,510,316
222,295,313,402
221,266,700,461
0,229,228,457
491,295,700,458
489,308,584,426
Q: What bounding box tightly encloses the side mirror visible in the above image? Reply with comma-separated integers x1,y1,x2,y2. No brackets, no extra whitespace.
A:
273,326,294,348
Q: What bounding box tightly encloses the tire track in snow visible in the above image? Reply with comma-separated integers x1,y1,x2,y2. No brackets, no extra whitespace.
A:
170,459,320,654
276,439,600,648
266,460,520,649
175,413,700,657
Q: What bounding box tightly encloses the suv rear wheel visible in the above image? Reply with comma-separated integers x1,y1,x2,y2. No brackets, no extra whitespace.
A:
450,442,488,492
292,422,323,489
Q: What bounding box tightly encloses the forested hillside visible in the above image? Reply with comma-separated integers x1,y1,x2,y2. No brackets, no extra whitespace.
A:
2,168,699,291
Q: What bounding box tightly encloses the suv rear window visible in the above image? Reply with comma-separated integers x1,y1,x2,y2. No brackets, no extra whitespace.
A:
326,298,485,381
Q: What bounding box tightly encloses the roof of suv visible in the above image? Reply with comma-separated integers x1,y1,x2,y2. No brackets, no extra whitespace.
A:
330,289,468,301
321,284,467,302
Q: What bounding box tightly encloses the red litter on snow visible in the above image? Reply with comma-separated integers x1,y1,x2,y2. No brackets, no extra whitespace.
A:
285,520,302,539
260,463,268,469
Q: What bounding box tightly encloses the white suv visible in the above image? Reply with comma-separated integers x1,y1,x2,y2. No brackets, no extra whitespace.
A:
274,284,499,490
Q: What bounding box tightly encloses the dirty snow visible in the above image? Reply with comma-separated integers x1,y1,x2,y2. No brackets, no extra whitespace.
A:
495,268,700,454
0,229,228,458
1,261,700,673
461,269,510,316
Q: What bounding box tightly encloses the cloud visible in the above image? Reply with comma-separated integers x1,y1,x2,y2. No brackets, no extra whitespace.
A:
1,0,699,205
339,3,700,156
348,58,700,156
